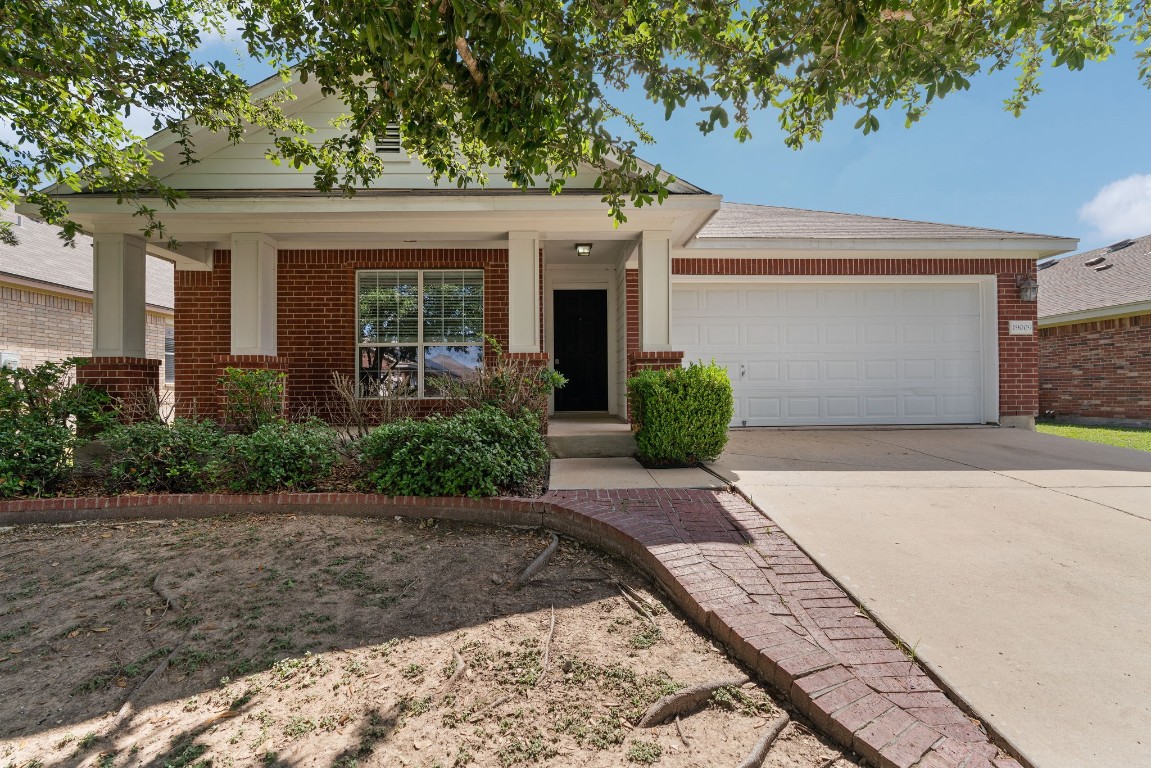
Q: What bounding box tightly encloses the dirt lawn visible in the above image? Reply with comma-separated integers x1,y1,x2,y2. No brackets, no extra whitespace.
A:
0,515,853,768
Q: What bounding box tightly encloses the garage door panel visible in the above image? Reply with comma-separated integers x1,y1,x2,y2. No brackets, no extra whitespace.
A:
675,282,988,426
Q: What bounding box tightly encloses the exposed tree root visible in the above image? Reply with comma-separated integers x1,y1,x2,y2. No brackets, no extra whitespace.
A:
105,628,192,736
675,715,690,749
735,712,791,768
151,574,182,614
637,677,751,727
440,650,467,700
617,584,657,626
513,532,559,588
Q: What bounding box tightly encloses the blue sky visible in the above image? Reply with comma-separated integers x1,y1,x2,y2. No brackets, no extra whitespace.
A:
198,37,1151,254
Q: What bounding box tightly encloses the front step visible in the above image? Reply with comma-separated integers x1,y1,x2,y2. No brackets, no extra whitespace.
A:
547,431,637,459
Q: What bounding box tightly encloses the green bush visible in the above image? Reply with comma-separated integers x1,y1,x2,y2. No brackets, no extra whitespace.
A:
627,361,733,465
101,418,226,493
219,367,285,434
221,420,339,492
434,336,566,421
0,358,109,498
358,406,549,497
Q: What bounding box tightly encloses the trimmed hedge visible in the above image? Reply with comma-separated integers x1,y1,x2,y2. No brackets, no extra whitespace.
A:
358,406,549,498
627,361,733,465
101,418,227,493
222,420,339,492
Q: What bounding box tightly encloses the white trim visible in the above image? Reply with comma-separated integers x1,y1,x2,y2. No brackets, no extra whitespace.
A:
1038,300,1151,328
544,265,619,416
507,231,541,353
685,237,1077,258
672,274,1001,425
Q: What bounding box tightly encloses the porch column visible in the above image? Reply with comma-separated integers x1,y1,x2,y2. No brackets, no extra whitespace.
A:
639,231,672,351
507,230,541,353
78,233,160,420
229,233,278,356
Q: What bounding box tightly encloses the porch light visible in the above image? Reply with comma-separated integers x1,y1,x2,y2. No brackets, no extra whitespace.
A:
575,242,593,257
1016,275,1039,302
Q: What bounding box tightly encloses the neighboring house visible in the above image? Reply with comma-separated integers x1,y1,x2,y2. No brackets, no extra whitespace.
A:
1037,233,1151,424
0,211,175,392
18,74,1074,429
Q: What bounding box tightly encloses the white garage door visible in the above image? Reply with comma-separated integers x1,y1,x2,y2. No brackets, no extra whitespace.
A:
672,281,990,426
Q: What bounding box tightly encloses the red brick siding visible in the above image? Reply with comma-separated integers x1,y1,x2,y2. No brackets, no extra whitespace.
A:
175,249,509,420
76,357,161,424
672,258,1039,419
1039,314,1151,420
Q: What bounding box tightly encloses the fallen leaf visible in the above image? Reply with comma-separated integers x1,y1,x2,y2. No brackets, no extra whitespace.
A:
67,630,81,639
8,649,23,654
115,677,128,688
145,608,153,616
0,657,9,663
92,627,110,633
100,533,112,538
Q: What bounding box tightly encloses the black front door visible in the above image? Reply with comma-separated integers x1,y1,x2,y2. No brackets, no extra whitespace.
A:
553,289,608,411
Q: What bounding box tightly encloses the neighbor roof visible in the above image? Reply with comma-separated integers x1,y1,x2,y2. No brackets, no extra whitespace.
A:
1037,233,1151,320
0,211,174,309
697,202,1064,242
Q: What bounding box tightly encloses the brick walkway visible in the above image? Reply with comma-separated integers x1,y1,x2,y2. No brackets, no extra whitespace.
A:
1,488,1021,768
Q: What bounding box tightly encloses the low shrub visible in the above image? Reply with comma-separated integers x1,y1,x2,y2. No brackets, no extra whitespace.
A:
434,336,566,421
0,359,109,498
219,367,285,434
221,420,339,493
358,406,549,497
627,361,733,466
101,418,227,493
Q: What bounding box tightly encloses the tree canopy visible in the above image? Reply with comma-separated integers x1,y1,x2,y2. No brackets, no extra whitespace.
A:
1,0,1148,243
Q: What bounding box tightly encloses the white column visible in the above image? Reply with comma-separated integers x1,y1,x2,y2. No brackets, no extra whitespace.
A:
230,233,278,356
92,233,148,358
639,231,672,351
507,230,541,353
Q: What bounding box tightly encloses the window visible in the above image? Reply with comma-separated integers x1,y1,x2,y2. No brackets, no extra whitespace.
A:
356,269,484,397
164,327,175,384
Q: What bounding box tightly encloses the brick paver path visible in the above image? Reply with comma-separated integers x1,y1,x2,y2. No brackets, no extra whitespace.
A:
2,487,1023,768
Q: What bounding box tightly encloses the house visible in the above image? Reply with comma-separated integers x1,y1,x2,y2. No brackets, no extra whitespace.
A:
0,210,175,393
18,75,1075,429
1037,233,1151,424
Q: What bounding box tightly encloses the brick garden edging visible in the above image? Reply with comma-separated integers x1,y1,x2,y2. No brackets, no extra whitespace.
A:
0,489,1021,768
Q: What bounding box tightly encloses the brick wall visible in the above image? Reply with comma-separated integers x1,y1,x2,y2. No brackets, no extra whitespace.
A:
0,282,171,385
1039,314,1151,420
672,257,1040,419
175,249,510,420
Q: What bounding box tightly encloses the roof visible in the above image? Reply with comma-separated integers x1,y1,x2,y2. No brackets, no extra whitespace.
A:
1037,233,1151,320
0,211,174,310
697,202,1064,242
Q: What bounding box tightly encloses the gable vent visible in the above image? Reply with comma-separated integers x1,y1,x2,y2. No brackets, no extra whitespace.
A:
1107,239,1135,252
375,123,402,155
1084,256,1106,267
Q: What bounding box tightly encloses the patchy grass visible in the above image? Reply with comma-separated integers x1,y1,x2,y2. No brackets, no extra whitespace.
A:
1037,422,1151,452
0,515,851,767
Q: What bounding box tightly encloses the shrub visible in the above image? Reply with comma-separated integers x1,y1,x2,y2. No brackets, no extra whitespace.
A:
221,420,339,492
219,367,285,434
101,418,226,493
434,336,566,420
358,406,549,497
627,361,733,466
0,358,109,498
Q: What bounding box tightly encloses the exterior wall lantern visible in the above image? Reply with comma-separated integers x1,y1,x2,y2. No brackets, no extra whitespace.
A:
1016,275,1039,302
574,242,593,258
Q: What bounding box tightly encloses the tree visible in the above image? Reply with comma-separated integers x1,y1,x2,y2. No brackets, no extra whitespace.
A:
2,0,1148,244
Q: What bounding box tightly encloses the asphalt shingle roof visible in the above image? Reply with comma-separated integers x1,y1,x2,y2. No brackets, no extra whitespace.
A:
698,202,1062,241
1037,233,1151,320
0,211,173,309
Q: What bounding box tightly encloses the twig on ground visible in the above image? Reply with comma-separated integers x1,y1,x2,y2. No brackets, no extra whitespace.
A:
735,712,791,768
617,585,657,626
674,716,690,749
637,677,751,727
151,574,182,614
398,577,420,600
819,756,843,768
466,694,513,722
513,532,559,588
536,605,556,687
440,649,467,700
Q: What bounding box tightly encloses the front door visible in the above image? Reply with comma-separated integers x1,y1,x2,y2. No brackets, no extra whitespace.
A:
553,289,608,411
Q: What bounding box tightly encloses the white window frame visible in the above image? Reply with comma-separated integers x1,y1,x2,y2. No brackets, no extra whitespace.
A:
355,268,484,399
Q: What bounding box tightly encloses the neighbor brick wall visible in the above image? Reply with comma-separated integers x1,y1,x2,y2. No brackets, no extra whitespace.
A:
175,249,510,420
1039,314,1151,420
672,257,1040,419
1,282,171,384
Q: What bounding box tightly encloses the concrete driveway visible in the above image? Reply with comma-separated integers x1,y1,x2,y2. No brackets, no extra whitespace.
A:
710,427,1151,768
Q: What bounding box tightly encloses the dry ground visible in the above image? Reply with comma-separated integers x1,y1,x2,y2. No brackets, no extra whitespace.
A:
0,515,853,768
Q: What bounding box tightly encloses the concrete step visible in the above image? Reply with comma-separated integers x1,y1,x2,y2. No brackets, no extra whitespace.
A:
547,431,637,459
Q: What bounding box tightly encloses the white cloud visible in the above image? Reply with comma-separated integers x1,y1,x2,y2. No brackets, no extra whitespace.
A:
1079,174,1151,240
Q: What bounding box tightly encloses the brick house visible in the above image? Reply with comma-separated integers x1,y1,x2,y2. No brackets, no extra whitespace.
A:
19,75,1074,429
0,211,174,393
1038,233,1151,424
